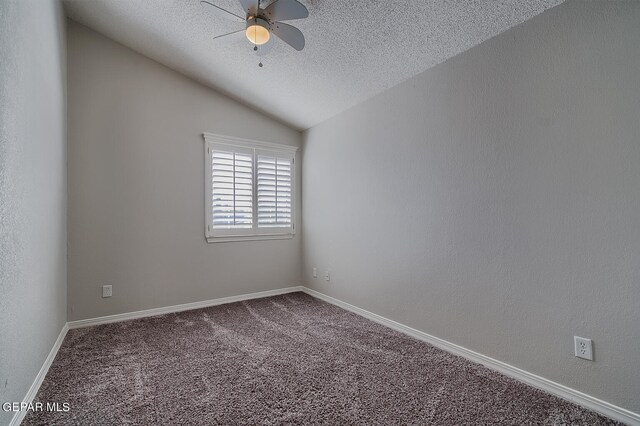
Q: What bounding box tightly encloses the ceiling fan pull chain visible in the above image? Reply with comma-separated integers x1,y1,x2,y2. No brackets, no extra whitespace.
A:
256,1,264,67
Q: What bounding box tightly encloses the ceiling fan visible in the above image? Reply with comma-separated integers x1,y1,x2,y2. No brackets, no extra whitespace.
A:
201,0,308,56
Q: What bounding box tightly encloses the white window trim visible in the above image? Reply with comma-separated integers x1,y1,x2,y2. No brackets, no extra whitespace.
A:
203,132,298,243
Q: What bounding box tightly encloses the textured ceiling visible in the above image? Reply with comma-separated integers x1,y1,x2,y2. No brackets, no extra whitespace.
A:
64,0,563,130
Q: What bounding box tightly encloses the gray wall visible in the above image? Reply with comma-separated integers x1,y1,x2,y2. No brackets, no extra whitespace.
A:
0,0,67,424
302,0,640,413
67,22,302,321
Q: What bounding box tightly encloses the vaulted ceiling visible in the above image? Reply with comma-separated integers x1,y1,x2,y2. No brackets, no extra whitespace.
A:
64,0,563,130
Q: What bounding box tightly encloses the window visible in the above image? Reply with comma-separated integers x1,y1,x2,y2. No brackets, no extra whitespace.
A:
203,133,297,243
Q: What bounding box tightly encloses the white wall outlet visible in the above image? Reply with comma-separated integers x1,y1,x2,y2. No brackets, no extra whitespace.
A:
102,285,112,298
574,336,593,360
312,268,318,278
324,271,331,282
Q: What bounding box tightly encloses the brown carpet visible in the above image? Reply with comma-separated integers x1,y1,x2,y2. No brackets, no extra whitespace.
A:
24,292,619,425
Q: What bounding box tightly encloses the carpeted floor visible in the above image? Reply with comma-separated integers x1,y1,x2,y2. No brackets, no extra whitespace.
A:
24,292,619,425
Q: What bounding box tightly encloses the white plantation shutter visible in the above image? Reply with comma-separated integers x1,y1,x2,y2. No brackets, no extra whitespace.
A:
257,153,293,228
204,134,296,242
211,148,253,229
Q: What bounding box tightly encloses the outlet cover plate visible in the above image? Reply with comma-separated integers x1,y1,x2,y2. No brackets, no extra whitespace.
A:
102,285,113,298
574,336,593,360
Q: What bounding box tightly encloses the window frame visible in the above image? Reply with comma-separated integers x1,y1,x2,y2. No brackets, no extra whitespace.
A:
203,132,297,243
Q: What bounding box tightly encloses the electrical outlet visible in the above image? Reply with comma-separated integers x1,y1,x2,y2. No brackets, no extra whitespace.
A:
313,268,318,278
574,336,593,360
324,271,331,282
102,285,112,298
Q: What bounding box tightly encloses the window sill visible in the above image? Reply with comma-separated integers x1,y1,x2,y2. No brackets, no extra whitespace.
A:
205,233,295,243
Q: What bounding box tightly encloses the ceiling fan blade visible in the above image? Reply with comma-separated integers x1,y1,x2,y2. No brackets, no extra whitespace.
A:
201,1,244,21
213,28,245,40
271,21,305,51
264,0,308,22
238,0,258,16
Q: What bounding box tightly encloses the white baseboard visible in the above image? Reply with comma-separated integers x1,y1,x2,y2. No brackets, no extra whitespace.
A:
9,323,69,426
68,286,304,329
300,287,640,426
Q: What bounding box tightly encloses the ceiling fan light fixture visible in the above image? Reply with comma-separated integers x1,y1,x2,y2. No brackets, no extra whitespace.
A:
246,17,270,45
